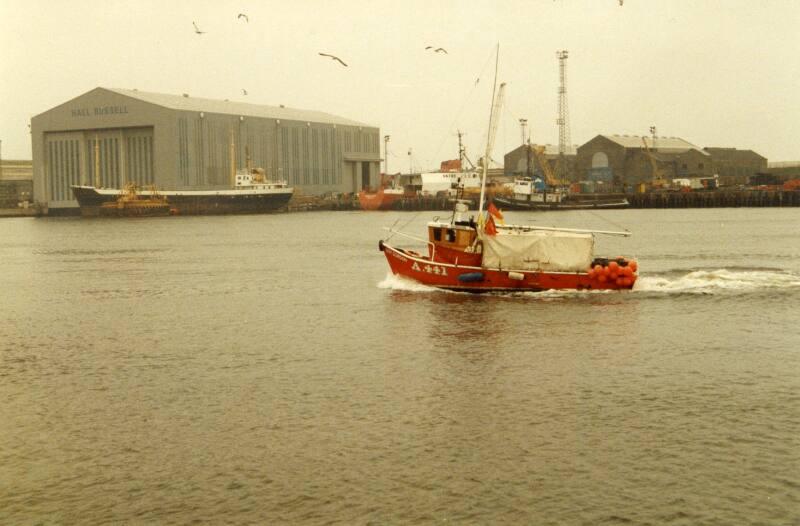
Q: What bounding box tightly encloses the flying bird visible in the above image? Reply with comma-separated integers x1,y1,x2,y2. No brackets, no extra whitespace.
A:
318,52,348,67
242,89,248,95
619,0,623,5
426,46,447,54
238,13,249,22
192,22,206,34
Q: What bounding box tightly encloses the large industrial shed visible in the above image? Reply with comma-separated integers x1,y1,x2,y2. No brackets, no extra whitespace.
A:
31,87,381,212
576,134,712,189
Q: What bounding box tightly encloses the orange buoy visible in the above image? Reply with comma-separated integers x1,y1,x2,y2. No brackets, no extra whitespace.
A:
616,277,624,286
629,260,638,272
603,266,611,277
622,277,632,287
588,268,596,279
610,271,618,280
608,261,619,272
598,274,607,283
594,264,603,274
622,266,633,277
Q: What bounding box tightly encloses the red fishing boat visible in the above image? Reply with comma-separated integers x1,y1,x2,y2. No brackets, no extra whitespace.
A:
378,44,638,292
379,200,637,292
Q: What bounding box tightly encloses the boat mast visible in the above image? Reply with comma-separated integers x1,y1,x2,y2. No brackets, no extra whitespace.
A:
478,43,501,217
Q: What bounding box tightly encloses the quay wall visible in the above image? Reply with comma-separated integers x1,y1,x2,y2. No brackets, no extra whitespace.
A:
625,190,800,208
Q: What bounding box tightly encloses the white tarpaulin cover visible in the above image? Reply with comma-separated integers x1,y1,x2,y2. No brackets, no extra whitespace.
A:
480,229,594,272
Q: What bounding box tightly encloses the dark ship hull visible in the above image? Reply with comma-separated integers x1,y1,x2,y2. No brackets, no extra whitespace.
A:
71,185,293,217
494,195,629,211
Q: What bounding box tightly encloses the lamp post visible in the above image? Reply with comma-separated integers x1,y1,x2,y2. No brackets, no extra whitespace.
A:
384,135,390,175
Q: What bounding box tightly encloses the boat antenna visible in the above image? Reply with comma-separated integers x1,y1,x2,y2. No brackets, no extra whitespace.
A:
478,43,502,217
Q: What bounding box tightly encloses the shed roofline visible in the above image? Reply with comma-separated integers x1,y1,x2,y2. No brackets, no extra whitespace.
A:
32,87,377,129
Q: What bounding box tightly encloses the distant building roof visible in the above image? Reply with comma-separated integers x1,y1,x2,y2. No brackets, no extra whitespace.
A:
768,161,800,168
105,87,374,128
602,134,708,155
704,147,767,161
505,143,578,157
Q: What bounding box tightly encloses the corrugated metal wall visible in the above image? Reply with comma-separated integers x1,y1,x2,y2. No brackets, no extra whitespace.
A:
45,133,81,201
186,117,355,189
44,127,154,201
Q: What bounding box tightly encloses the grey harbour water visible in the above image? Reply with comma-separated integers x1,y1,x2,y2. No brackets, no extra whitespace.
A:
1,208,799,525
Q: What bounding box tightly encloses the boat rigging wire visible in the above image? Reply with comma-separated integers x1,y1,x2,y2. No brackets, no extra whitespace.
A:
384,211,424,243
431,46,499,166
580,208,632,235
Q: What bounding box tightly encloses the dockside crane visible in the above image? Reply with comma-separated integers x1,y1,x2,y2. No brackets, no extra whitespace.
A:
641,136,668,189
529,144,561,187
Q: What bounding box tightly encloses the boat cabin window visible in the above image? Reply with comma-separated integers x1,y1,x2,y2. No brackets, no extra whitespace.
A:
446,229,456,242
433,228,442,241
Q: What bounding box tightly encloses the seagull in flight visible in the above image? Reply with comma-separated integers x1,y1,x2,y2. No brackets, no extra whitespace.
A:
192,22,206,34
242,88,248,95
318,52,348,67
237,13,249,22
425,46,448,54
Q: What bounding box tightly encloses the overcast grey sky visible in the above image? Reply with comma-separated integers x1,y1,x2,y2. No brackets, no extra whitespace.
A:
2,0,798,169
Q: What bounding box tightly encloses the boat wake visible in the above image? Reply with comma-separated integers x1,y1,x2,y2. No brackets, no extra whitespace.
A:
378,273,441,293
378,269,800,298
634,268,800,295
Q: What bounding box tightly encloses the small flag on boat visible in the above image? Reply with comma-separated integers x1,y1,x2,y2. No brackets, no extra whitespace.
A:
487,201,504,224
484,215,498,235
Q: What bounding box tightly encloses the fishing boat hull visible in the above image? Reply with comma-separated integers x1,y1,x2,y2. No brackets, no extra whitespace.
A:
494,195,629,211
71,185,293,217
380,241,634,292
358,188,404,210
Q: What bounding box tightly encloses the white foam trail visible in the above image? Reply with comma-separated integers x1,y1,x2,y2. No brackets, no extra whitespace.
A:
634,269,800,294
378,269,800,297
377,273,440,292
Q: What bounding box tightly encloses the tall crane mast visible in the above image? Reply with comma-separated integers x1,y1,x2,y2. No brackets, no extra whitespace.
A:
555,50,571,181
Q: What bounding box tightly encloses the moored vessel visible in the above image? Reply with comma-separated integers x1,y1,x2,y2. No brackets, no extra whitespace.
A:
494,187,630,210
72,170,293,217
72,133,293,216
498,142,629,210
358,174,406,210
